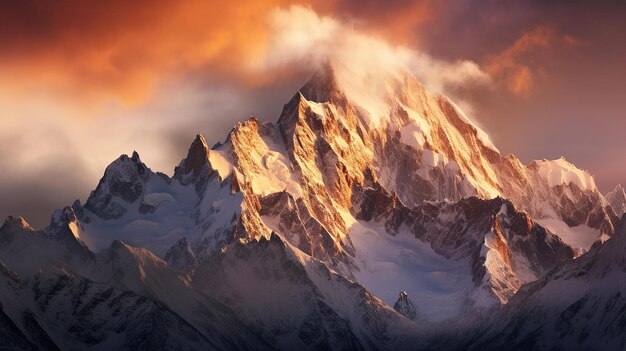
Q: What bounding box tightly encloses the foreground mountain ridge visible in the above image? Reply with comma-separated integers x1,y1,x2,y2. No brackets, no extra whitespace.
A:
0,64,623,350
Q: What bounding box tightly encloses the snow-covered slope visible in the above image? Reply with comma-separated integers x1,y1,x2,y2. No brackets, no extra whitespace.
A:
0,215,269,350
446,214,626,351
0,259,213,350
348,184,574,315
193,233,422,351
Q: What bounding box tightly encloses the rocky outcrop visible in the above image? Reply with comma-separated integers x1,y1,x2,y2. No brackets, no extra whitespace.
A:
174,133,219,194
606,184,626,216
164,236,197,271
394,291,419,321
84,152,152,219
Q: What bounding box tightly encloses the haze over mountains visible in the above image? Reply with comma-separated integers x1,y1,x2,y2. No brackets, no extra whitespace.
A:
0,60,624,350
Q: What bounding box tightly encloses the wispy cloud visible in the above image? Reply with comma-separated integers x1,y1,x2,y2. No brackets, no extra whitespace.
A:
485,26,579,97
257,5,490,94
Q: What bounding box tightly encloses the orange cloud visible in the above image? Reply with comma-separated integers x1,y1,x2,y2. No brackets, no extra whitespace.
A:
0,1,440,110
0,1,313,106
485,26,578,97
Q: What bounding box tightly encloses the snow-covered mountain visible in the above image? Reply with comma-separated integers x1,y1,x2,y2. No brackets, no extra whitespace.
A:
606,184,626,217
0,64,623,350
65,65,610,312
0,214,269,350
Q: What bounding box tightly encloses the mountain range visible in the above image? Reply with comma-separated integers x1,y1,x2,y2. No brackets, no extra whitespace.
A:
0,64,623,350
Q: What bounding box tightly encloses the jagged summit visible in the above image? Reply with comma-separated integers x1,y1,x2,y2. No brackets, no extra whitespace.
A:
2,215,32,230
173,132,221,193
529,157,597,191
131,150,141,162
48,206,82,239
164,235,197,271
394,291,419,321
298,63,346,105
178,133,210,178
84,151,152,220
606,184,626,216
0,216,33,235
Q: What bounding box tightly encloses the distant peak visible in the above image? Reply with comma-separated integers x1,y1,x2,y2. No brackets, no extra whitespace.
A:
606,184,626,217
117,151,144,165
531,157,596,191
299,63,343,104
393,290,419,321
110,239,130,250
50,206,78,227
1,215,32,232
181,133,211,177
176,235,189,246
47,206,85,241
607,184,626,198
101,151,150,183
164,234,197,270
193,133,208,148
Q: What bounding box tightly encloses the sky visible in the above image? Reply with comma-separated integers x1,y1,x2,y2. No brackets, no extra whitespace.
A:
1,0,625,228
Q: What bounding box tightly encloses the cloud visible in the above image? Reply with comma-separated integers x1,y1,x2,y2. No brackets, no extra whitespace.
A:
485,26,579,96
255,5,489,120
0,0,297,106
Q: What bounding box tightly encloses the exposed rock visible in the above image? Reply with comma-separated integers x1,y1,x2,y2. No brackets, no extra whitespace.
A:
84,152,151,219
164,236,197,271
394,291,419,321
606,184,626,216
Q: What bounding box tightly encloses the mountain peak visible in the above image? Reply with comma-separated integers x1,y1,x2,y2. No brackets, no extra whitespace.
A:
530,157,597,191
47,206,85,242
606,184,626,216
174,133,213,186
299,63,344,104
393,291,419,321
84,151,152,219
49,206,78,226
0,215,33,233
110,239,130,251
164,235,197,271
